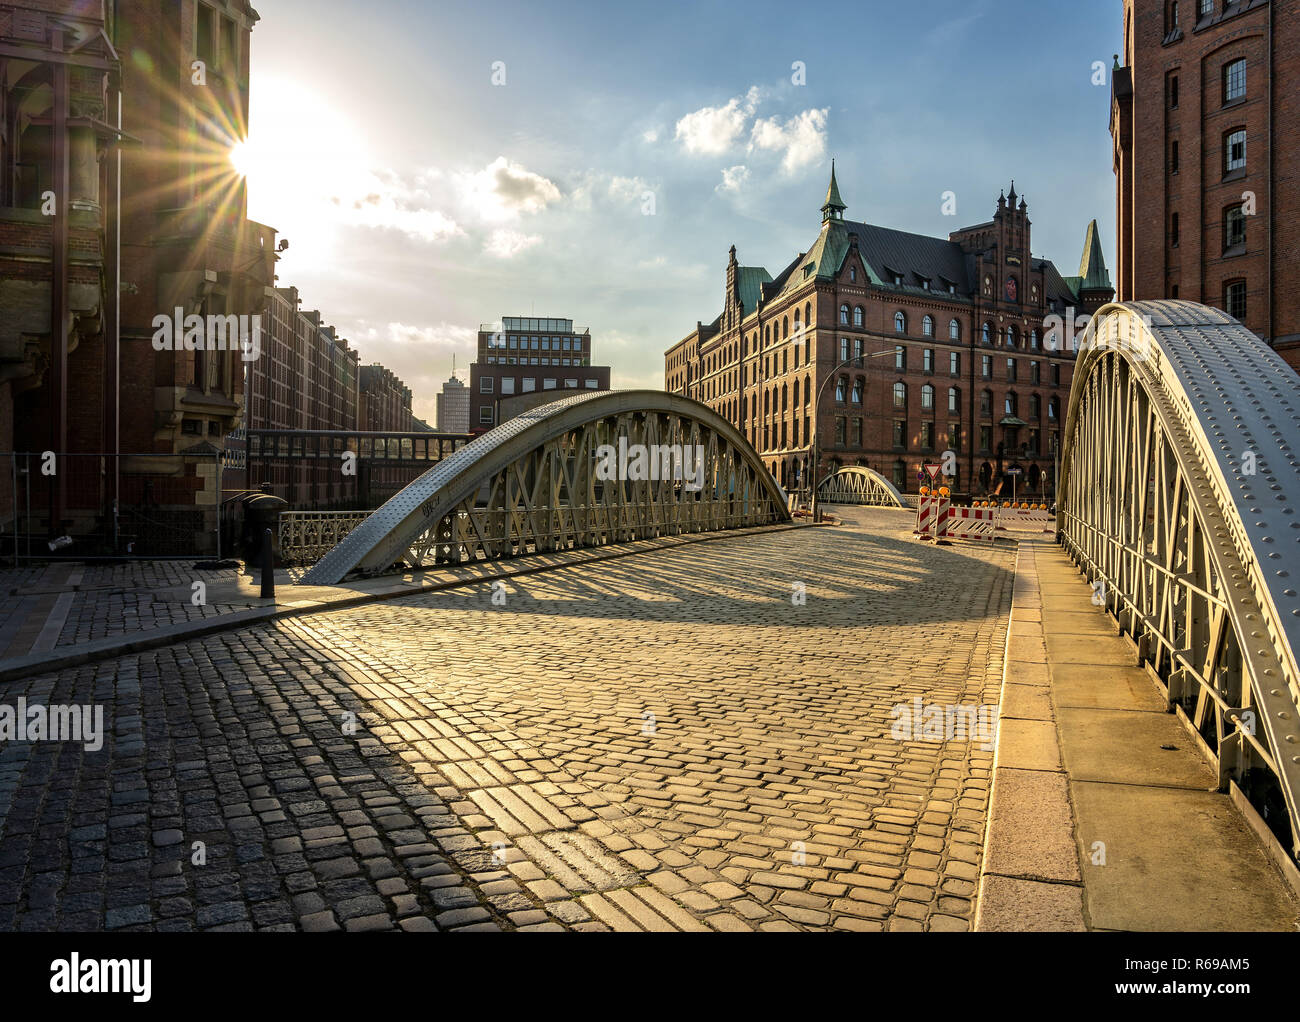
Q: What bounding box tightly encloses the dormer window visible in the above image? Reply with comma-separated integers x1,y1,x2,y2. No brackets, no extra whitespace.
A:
849,265,857,283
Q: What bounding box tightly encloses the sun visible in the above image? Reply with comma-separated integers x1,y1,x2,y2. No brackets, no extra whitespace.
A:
228,140,255,178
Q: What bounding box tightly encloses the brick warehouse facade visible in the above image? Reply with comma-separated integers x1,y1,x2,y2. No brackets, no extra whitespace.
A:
1112,0,1299,366
0,0,276,554
665,167,1114,497
469,316,610,433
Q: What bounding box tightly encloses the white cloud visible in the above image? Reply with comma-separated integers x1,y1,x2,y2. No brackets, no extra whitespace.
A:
642,128,659,144
331,172,464,243
749,107,829,175
484,228,542,258
674,87,760,156
717,165,750,194
462,157,562,221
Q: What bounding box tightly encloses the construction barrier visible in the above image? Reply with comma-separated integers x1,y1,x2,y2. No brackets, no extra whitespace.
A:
941,505,996,542
913,491,935,539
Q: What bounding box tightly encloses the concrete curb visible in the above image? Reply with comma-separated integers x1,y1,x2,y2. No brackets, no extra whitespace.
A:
0,522,816,684
974,539,1089,932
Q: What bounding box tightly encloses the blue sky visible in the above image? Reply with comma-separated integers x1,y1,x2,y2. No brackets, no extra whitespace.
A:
242,0,1123,424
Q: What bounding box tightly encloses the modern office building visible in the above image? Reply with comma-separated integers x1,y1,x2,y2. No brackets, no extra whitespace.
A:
436,372,470,434
469,316,610,432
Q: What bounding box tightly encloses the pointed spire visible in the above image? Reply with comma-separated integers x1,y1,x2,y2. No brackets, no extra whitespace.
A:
1077,219,1113,291
1008,179,1017,204
821,160,846,223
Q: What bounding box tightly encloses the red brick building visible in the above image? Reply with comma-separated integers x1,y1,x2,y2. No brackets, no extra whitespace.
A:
1111,0,1299,365
470,316,610,433
0,0,275,552
665,167,1113,497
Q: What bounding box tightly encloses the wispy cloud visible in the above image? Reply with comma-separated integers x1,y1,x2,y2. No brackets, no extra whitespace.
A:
674,87,760,155
750,108,829,175
484,228,542,258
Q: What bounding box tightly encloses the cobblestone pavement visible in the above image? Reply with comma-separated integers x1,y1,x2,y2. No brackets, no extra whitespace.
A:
0,508,1015,931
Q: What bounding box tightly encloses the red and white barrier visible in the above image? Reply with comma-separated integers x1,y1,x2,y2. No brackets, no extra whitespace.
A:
913,491,935,539
942,505,996,542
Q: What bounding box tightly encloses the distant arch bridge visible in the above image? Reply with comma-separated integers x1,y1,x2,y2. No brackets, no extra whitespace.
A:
816,466,906,508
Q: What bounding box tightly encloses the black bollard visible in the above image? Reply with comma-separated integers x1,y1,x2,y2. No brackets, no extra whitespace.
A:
259,527,275,599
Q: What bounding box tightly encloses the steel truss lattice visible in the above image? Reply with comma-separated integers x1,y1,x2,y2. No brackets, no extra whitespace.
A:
299,390,791,585
1060,300,1300,856
816,466,906,508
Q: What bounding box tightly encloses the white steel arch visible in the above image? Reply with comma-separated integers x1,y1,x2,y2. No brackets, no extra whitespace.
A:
816,466,906,508
299,390,791,585
1060,299,1300,855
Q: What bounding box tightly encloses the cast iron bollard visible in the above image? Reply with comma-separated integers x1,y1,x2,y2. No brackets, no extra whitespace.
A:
260,528,275,599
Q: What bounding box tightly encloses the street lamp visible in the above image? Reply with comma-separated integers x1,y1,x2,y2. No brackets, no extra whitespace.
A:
809,347,894,520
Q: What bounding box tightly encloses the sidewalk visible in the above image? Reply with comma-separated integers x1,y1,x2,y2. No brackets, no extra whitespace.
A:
976,539,1300,931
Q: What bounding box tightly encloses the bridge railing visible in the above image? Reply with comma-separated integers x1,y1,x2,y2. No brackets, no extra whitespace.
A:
279,510,371,565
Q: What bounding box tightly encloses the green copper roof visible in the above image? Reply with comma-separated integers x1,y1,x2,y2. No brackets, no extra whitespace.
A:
1077,219,1112,292
821,161,846,214
736,265,772,313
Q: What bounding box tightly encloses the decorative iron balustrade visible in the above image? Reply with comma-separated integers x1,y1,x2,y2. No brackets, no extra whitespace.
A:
299,390,791,585
1059,300,1300,857
279,510,371,565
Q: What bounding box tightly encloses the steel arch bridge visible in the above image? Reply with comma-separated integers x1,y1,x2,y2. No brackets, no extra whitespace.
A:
299,390,791,585
1060,300,1300,855
816,466,906,508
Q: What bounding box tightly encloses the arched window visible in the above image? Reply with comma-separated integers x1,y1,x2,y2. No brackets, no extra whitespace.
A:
804,374,812,406
948,387,960,414
893,382,907,409
923,315,934,337
854,306,864,327
782,316,789,340
949,319,961,341
764,325,770,345
835,376,847,402
895,311,906,334
851,378,864,405
805,302,812,328
1005,392,1018,417
850,265,857,283
781,384,788,411
1030,329,1040,350
840,304,850,325
981,322,992,345
1029,394,1041,419
839,337,850,363
980,389,992,416
1048,396,1060,421
921,384,935,410
1006,326,1017,348
793,308,801,337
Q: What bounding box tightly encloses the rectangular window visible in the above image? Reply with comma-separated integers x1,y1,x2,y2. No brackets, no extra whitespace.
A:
543,378,557,390
852,419,862,447
1006,359,1017,383
835,418,846,445
950,352,960,376
479,407,494,424
1224,58,1246,103
522,378,536,392
1225,204,1246,249
1170,140,1179,174
893,420,907,449
221,17,238,72
1052,364,1061,387
1171,212,1180,247
982,355,992,379
894,345,905,371
1225,280,1247,320
479,377,493,393
923,349,934,373
196,4,216,64
840,338,850,363
585,379,599,388
948,389,959,414
1030,361,1040,384
565,378,578,388
979,426,992,453
1225,129,1246,173
1199,0,1213,16
501,377,515,395
1169,74,1179,110
948,424,960,450
920,422,934,451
